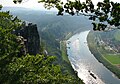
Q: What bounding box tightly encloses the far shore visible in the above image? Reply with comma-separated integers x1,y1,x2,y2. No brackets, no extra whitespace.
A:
87,31,120,79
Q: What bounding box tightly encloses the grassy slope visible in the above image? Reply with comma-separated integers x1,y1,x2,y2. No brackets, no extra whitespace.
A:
87,31,120,79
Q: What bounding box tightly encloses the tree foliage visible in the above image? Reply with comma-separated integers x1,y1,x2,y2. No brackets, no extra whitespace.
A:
13,0,120,31
7,54,80,84
38,0,120,31
0,7,22,83
0,9,21,65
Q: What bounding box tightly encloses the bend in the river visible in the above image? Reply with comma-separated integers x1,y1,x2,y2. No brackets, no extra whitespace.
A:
67,30,120,84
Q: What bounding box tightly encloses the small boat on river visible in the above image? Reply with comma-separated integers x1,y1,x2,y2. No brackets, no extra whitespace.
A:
88,70,97,79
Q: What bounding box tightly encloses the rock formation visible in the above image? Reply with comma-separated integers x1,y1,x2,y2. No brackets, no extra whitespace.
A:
14,22,40,55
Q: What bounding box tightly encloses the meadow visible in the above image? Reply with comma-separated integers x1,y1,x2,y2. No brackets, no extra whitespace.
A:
104,54,120,64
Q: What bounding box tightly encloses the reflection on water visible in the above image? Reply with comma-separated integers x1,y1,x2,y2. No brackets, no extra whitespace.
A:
67,30,120,84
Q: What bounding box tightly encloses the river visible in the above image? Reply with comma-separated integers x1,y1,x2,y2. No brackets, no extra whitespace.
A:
67,30,120,84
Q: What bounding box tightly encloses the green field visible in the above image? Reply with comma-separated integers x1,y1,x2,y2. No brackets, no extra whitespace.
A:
104,54,120,64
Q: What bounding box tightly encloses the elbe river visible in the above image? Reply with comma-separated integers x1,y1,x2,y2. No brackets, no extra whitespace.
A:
67,30,120,84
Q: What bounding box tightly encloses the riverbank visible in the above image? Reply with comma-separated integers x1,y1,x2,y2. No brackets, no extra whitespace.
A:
87,31,120,79
60,40,84,84
60,32,84,83
60,41,70,63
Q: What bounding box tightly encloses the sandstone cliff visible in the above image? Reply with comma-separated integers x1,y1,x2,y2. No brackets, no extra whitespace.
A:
14,22,40,55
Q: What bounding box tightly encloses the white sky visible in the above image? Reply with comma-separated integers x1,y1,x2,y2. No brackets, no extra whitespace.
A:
0,0,46,10
0,0,120,10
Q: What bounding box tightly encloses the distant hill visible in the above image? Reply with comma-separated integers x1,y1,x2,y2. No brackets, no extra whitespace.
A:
2,7,32,11
2,7,92,56
2,7,57,15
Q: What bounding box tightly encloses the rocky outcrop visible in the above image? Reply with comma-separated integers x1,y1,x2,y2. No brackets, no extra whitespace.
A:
14,22,40,55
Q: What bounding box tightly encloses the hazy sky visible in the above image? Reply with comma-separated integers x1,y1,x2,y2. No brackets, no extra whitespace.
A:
0,0,120,10
0,0,46,10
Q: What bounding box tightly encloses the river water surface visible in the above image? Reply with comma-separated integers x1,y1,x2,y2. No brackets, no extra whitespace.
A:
67,30,120,84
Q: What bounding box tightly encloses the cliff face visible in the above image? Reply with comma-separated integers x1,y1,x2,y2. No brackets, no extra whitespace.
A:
14,23,40,55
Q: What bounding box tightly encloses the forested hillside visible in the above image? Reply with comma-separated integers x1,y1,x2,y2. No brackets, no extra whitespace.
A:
2,7,91,55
